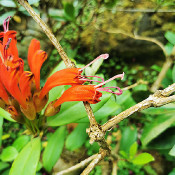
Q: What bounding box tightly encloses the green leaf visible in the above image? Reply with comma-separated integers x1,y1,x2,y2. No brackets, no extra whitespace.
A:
28,0,40,5
133,84,148,91
120,126,137,154
132,153,154,165
172,64,175,83
0,0,16,7
12,135,30,152
141,114,175,146
165,31,175,45
0,11,16,26
0,162,9,171
64,3,75,21
0,117,3,147
165,43,174,55
0,146,18,162
10,137,41,175
43,126,67,172
0,108,15,122
169,144,175,156
142,103,175,115
129,142,138,159
47,92,111,126
66,123,88,151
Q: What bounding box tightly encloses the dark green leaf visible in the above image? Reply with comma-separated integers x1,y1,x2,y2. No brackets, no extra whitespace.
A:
64,3,75,21
0,146,18,162
66,123,88,151
10,137,41,175
120,126,137,153
43,126,67,172
141,114,175,146
0,117,3,147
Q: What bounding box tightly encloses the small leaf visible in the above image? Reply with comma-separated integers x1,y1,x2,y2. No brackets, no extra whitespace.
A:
0,146,18,162
169,144,175,156
12,135,30,152
43,126,67,172
129,142,138,159
10,137,41,175
0,162,9,171
165,43,174,55
120,126,137,154
0,0,16,7
132,153,154,165
165,31,175,45
66,123,88,151
64,3,75,21
0,107,15,122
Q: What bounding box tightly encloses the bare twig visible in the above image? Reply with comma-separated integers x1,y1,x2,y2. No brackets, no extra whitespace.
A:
81,150,107,175
114,8,175,13
112,160,117,175
150,57,173,92
17,0,107,145
54,154,98,175
102,83,175,132
122,80,148,91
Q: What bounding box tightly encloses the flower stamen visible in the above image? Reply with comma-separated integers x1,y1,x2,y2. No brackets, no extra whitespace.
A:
3,16,11,32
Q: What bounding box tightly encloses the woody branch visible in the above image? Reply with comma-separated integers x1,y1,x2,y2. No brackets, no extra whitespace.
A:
17,0,109,152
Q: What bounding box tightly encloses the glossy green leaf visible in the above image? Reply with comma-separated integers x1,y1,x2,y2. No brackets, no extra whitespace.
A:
141,114,175,146
64,3,75,21
0,146,18,162
120,126,137,153
10,137,41,175
43,126,67,172
0,117,3,147
132,153,154,165
169,144,175,156
0,0,16,7
47,92,111,126
165,31,175,45
0,162,9,171
66,123,89,151
12,135,30,152
129,142,138,159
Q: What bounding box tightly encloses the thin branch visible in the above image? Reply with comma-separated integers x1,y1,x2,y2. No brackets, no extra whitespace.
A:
114,8,175,13
122,80,148,91
81,150,107,175
17,0,105,143
150,57,173,92
54,154,98,175
102,83,175,132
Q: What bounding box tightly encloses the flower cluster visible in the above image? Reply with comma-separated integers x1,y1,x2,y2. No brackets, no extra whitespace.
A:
0,17,124,133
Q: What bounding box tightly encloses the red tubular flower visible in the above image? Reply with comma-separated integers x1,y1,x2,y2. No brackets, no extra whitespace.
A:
39,54,109,99
27,39,47,90
53,85,102,107
0,80,9,104
53,72,124,108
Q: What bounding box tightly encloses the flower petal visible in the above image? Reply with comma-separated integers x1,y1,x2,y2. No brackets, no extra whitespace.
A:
19,71,34,100
39,68,84,99
27,39,40,71
54,85,102,107
0,80,9,104
30,50,47,90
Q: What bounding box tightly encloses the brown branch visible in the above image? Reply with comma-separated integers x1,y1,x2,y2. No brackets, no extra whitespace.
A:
54,154,98,175
81,150,107,175
102,83,175,132
17,0,109,159
150,57,173,92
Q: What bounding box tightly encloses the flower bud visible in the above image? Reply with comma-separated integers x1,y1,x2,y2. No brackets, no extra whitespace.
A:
33,91,48,112
44,101,61,117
